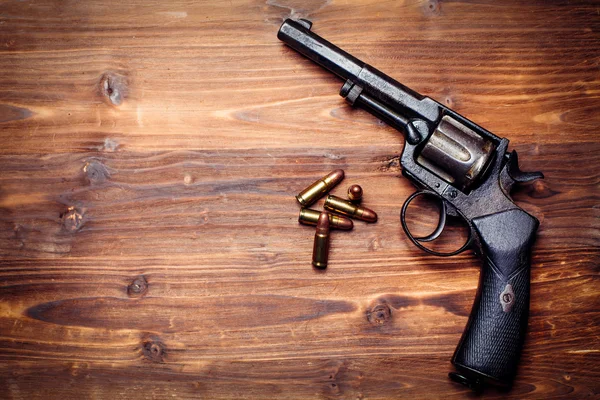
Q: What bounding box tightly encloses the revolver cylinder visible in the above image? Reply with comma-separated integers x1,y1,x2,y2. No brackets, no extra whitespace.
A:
417,116,496,191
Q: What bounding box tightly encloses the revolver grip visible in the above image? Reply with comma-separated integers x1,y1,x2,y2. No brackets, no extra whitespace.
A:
452,209,539,386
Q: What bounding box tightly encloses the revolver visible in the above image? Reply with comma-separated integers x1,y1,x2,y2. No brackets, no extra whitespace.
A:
278,19,543,389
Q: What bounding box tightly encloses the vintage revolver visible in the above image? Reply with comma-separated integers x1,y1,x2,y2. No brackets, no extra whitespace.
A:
278,19,543,389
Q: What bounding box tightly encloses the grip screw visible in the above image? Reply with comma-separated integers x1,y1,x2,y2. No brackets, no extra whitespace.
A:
500,283,515,312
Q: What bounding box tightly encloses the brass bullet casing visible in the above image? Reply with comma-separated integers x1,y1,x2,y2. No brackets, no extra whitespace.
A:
324,195,378,222
296,169,344,207
299,208,354,230
347,184,363,203
312,212,330,269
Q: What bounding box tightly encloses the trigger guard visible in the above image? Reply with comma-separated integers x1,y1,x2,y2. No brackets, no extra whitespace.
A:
400,190,472,257
415,196,446,242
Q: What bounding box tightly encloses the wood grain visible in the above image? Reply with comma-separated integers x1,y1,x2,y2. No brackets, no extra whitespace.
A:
0,0,598,398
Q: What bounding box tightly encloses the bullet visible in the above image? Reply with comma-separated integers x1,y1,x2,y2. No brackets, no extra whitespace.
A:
324,195,378,222
296,169,344,207
312,212,330,269
347,184,363,203
298,208,354,230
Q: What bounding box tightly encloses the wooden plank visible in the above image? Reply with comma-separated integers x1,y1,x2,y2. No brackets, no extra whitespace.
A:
1,2,599,154
0,0,598,398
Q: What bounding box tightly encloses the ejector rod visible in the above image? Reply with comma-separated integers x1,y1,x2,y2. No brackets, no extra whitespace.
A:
277,19,440,124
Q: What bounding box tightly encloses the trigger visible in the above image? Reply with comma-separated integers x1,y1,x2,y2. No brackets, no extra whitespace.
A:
500,150,544,193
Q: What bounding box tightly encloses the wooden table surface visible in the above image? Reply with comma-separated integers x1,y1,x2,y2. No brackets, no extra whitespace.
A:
1,0,598,398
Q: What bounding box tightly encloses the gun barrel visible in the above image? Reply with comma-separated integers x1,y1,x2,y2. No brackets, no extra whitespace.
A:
277,19,440,124
277,19,365,81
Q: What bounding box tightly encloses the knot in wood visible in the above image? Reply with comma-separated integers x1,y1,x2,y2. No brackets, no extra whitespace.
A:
423,0,441,16
99,72,128,106
61,206,84,232
378,156,401,173
127,275,148,297
142,338,165,363
366,303,391,325
83,160,110,185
